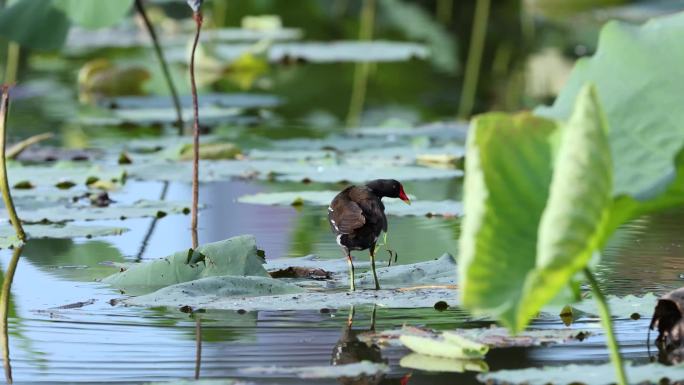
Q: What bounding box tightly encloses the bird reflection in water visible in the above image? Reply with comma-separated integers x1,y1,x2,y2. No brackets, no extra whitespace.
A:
330,305,411,385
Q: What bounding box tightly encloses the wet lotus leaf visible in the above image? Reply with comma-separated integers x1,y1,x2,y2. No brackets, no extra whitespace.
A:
566,293,659,319
264,254,379,274
126,159,462,183
240,361,388,379
79,106,241,127
126,284,455,311
357,121,469,142
0,0,71,51
272,136,405,152
238,191,462,217
247,149,335,161
360,326,588,349
400,353,488,373
478,362,684,385
167,41,428,64
353,253,457,288
8,200,191,224
6,164,126,189
399,334,487,359
0,224,127,249
99,93,281,110
146,380,248,385
178,142,242,160
103,235,269,295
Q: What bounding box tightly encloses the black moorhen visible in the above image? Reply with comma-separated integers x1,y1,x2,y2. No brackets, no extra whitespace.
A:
328,179,410,291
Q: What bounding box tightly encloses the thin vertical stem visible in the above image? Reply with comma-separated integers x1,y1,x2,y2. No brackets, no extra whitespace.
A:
458,0,490,119
189,12,203,249
135,0,184,135
3,43,19,85
1,246,22,384
135,181,169,261
584,268,628,385
0,87,24,242
194,315,202,379
346,0,375,128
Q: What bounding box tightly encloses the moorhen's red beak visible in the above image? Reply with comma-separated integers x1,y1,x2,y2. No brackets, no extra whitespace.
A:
399,186,411,205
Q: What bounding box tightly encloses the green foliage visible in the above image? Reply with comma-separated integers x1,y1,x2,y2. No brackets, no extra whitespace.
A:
0,0,70,51
53,0,134,29
460,12,684,333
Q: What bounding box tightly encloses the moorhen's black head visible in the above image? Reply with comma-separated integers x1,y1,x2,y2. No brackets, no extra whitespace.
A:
365,179,410,204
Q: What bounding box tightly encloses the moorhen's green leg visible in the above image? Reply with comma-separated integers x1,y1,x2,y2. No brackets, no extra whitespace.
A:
345,248,356,291
369,243,380,290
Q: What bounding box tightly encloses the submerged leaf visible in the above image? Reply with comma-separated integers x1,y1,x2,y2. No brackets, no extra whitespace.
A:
0,224,127,249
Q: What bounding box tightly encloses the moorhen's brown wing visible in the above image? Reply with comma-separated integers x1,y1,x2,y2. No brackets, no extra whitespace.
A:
347,186,387,233
329,187,366,235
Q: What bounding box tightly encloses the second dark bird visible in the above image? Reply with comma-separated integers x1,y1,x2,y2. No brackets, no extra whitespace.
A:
328,179,410,291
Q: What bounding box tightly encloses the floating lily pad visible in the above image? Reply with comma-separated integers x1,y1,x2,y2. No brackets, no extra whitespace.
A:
479,362,684,385
238,191,462,217
0,224,127,249
7,164,126,189
264,254,379,274
79,106,241,127
566,293,659,319
99,93,281,110
400,353,488,373
167,41,428,64
126,159,462,183
7,200,191,224
240,361,388,379
357,121,469,141
103,235,269,295
399,334,488,359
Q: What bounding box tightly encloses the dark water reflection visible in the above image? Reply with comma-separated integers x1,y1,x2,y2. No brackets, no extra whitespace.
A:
0,176,679,383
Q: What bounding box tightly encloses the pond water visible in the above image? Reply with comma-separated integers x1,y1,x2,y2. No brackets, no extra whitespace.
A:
1,3,683,384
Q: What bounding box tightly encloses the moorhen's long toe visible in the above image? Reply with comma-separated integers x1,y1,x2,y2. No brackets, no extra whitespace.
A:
328,179,410,291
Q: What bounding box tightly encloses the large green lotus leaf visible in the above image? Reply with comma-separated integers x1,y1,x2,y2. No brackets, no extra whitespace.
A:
478,362,684,385
460,85,610,332
102,235,269,295
238,191,462,217
0,0,70,51
399,353,487,373
8,199,190,224
536,12,684,205
53,0,133,29
0,224,127,249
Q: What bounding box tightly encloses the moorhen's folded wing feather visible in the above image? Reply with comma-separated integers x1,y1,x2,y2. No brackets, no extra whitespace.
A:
330,198,366,234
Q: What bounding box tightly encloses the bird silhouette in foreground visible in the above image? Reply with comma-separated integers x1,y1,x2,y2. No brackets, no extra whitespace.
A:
328,179,410,291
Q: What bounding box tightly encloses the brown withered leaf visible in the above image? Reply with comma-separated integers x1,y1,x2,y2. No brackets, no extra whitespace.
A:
270,266,332,280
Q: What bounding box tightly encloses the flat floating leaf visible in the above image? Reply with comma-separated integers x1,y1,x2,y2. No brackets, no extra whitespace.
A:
479,362,684,385
79,106,241,127
240,361,388,379
103,235,269,295
54,0,133,29
0,224,127,249
238,191,462,217
0,0,71,51
400,353,488,373
399,334,487,359
99,93,281,110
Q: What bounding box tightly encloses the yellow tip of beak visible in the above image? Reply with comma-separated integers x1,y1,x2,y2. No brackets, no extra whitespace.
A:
403,198,411,205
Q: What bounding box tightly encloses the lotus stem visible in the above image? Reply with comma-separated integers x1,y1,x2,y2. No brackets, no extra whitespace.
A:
0,246,21,384
3,43,19,85
346,0,375,128
135,0,184,135
194,315,202,379
0,87,24,242
189,11,203,249
584,268,628,385
458,0,490,119
6,132,53,160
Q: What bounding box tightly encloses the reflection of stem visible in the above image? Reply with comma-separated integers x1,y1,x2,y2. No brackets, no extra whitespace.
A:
346,0,375,128
135,181,169,262
347,305,355,328
135,0,184,135
436,0,453,25
0,87,24,242
457,0,490,119
189,11,203,250
584,268,628,385
370,305,377,331
1,246,22,384
194,315,202,379
3,43,19,85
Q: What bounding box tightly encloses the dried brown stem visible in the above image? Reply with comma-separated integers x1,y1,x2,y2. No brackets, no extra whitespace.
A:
189,11,203,249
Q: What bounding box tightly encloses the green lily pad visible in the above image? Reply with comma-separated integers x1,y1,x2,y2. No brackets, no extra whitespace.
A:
126,160,462,183
564,293,659,319
478,362,684,385
238,191,462,217
399,333,488,360
178,142,242,160
239,361,388,379
54,0,133,29
0,0,71,51
99,93,281,110
400,353,488,373
79,106,242,127
102,235,269,295
7,164,126,189
7,200,191,224
357,121,469,141
167,41,428,64
0,224,127,249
